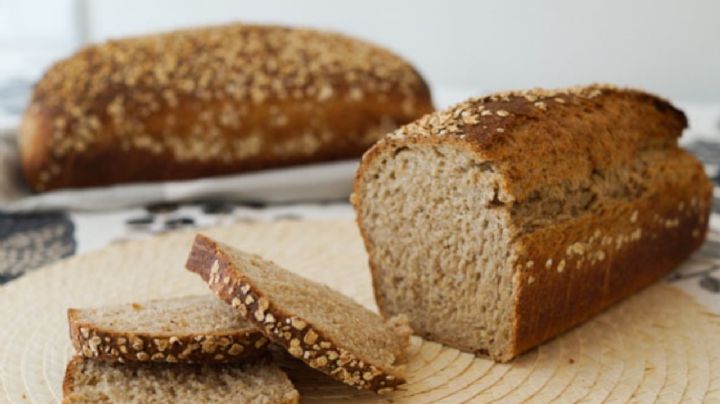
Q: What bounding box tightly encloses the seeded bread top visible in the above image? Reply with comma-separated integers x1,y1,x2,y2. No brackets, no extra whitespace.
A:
387,84,685,143
370,84,688,202
29,23,430,164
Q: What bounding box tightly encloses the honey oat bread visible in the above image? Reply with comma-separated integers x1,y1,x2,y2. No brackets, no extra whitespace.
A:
68,295,268,364
63,356,299,404
185,234,412,393
20,23,433,191
352,84,713,362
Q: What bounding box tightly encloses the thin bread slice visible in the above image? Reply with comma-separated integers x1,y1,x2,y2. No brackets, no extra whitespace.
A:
68,295,268,364
185,234,412,393
62,356,299,404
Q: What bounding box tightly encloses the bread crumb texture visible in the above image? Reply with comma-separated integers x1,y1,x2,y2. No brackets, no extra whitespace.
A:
63,356,299,403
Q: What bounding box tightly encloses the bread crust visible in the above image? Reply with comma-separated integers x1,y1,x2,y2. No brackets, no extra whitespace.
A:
67,309,268,364
62,356,82,404
509,150,711,360
185,234,407,394
352,84,713,362
20,23,433,191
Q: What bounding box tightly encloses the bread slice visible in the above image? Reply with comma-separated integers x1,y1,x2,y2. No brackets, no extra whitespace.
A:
352,84,713,362
68,295,268,364
62,356,299,403
185,234,412,393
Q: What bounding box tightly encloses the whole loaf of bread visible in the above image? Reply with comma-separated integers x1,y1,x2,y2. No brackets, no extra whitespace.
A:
20,23,433,191
352,84,712,362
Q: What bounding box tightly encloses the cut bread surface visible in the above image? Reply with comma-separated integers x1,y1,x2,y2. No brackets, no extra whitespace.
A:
356,143,516,359
68,295,267,363
185,234,412,393
63,356,299,404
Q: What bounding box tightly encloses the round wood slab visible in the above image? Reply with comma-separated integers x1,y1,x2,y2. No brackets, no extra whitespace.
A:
0,220,719,403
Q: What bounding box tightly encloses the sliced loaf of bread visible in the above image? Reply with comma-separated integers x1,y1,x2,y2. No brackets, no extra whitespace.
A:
63,356,299,403
68,295,268,364
185,234,412,393
352,84,713,362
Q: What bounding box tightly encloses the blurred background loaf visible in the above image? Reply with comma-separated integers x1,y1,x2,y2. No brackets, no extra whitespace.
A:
3,0,719,196
19,23,433,191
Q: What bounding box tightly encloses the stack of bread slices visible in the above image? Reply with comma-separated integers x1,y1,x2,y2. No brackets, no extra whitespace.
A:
63,234,412,403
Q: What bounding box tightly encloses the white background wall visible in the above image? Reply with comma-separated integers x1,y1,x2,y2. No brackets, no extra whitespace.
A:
85,0,720,102
1,0,719,102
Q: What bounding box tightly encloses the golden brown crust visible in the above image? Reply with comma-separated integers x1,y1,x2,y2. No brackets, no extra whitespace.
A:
509,150,712,359
62,356,82,404
353,84,712,362
20,23,433,191
67,308,268,364
383,84,686,202
185,234,405,393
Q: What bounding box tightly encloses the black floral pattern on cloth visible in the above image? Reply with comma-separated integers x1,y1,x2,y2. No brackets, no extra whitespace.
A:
201,202,237,215
122,202,263,237
0,211,76,284
123,203,198,236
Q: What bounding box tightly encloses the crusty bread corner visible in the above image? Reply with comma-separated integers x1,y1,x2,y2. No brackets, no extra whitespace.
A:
185,233,410,394
354,84,688,203
61,356,82,404
67,308,268,364
352,84,713,362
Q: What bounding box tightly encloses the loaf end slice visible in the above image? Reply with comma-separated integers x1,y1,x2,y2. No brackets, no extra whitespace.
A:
68,295,268,364
62,356,299,404
185,234,412,393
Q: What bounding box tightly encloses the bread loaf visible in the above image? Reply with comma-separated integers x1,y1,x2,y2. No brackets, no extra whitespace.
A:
63,356,299,403
20,23,433,191
185,234,412,393
352,84,713,362
68,295,268,364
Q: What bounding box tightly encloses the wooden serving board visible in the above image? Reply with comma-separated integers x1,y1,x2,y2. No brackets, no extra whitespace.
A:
0,220,718,403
